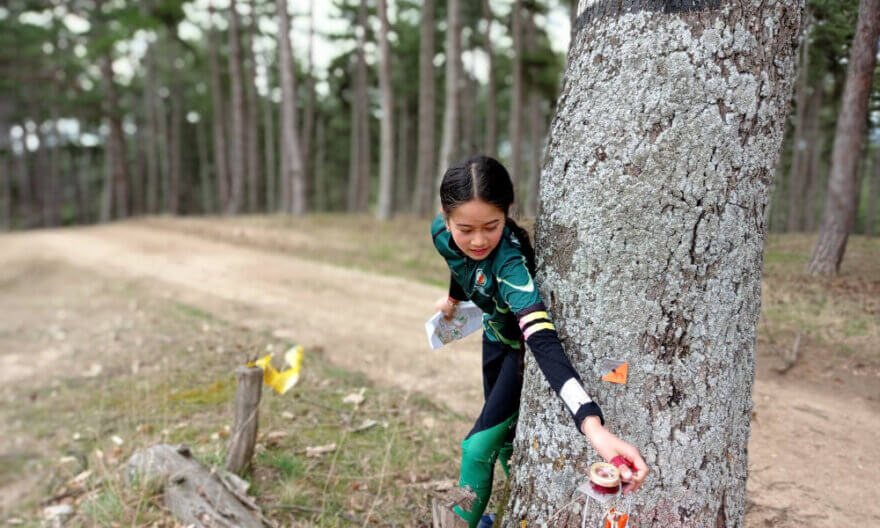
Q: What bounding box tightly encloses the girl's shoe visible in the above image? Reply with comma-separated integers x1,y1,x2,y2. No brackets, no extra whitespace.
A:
477,513,495,528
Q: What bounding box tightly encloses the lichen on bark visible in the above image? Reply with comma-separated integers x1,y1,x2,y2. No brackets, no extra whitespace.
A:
503,2,803,526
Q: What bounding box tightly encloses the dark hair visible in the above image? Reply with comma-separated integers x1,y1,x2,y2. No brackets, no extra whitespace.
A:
439,155,536,276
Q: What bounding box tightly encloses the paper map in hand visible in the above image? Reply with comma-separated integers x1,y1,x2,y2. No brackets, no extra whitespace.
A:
425,301,483,350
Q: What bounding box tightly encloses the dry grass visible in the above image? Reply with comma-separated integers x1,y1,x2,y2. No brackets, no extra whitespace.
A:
0,260,463,527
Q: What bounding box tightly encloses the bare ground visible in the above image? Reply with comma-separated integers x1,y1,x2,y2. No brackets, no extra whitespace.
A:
0,218,877,527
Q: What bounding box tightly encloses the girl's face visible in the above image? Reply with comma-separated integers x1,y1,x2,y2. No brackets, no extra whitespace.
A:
445,199,507,260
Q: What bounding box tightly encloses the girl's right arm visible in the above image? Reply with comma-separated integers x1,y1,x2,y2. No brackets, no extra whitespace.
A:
436,273,467,319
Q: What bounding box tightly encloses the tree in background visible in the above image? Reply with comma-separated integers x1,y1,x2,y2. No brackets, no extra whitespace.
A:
503,2,803,525
437,0,461,204
276,0,306,214
414,0,437,216
376,0,395,220
808,0,880,275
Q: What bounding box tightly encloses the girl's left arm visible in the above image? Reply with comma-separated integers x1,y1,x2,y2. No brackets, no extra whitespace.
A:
497,257,649,493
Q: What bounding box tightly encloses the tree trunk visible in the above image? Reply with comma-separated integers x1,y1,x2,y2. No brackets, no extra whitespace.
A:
482,0,497,156
155,87,171,213
276,0,307,215
227,0,247,214
262,75,277,213
525,15,541,218
502,3,803,527
314,116,327,211
303,0,316,211
76,149,92,224
460,73,476,157
395,101,411,214
47,105,61,226
350,0,371,214
169,76,183,215
509,0,523,196
867,150,879,237
244,6,262,213
208,0,230,213
99,51,130,222
376,0,395,220
785,21,811,232
788,82,823,232
0,155,9,230
436,0,461,203
348,64,361,213
808,0,880,275
196,119,214,214
414,0,436,216
14,142,34,228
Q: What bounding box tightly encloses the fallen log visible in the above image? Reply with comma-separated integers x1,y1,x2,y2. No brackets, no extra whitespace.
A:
124,443,274,528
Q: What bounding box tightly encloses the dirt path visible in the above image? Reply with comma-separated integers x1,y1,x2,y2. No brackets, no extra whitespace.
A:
1,220,877,527
0,221,484,421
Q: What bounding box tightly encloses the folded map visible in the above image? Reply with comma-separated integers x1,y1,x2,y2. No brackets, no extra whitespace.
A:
424,301,483,350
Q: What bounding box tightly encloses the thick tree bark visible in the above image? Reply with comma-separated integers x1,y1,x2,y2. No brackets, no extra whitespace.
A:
276,0,307,215
414,0,436,216
208,1,230,213
482,0,497,156
808,0,880,275
376,0,395,220
509,0,523,195
502,2,803,527
244,7,262,213
436,0,461,202
227,0,247,214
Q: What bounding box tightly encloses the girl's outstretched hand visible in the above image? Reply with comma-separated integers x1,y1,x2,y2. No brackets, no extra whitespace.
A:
581,416,649,494
434,295,456,320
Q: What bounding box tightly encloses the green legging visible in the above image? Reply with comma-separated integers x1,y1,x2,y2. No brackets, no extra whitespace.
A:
453,412,517,525
453,337,523,526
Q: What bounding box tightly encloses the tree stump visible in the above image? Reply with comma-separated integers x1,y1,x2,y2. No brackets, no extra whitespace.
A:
226,366,263,474
124,443,274,528
431,486,474,528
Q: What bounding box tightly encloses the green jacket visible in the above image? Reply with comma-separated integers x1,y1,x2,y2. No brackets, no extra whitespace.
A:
431,213,605,428
431,214,543,348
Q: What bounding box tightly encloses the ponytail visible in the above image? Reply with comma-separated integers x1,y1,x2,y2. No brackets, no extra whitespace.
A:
505,218,536,277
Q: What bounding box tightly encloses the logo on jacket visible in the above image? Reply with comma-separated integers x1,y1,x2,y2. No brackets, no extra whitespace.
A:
475,269,487,289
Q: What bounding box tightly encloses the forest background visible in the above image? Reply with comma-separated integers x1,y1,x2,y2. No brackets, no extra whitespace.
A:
0,0,877,238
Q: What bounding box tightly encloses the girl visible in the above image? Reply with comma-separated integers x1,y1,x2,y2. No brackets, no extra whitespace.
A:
432,156,648,526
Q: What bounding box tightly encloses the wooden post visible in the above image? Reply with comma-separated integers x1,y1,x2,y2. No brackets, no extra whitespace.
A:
431,487,474,528
226,366,263,474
